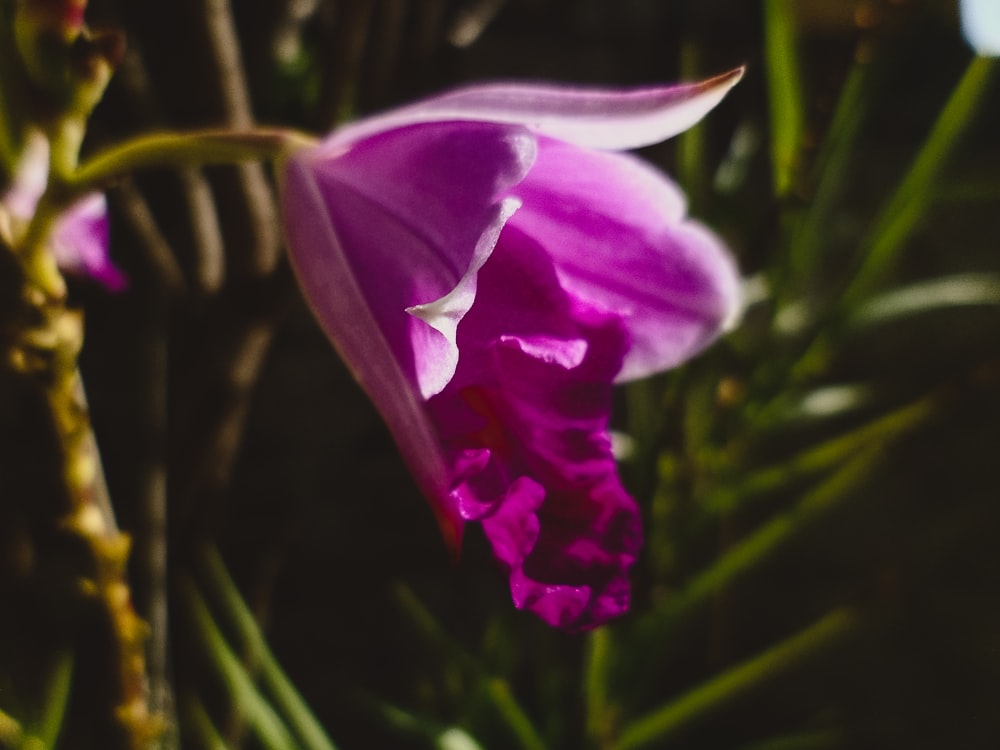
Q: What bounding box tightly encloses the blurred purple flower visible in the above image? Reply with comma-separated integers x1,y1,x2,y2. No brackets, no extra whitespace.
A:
1,134,126,290
51,191,125,291
281,70,743,629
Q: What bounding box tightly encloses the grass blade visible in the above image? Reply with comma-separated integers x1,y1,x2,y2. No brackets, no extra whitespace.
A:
763,0,805,197
182,577,301,750
614,609,859,750
198,546,339,750
841,56,998,308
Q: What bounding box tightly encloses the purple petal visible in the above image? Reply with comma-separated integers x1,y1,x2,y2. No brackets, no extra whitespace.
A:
280,73,743,630
509,137,740,382
281,121,536,542
283,153,461,543
431,227,641,630
3,135,126,291
331,68,745,152
292,121,535,399
51,194,128,292
485,321,642,630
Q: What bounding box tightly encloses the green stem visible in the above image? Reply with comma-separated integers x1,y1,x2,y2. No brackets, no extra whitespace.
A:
181,695,229,750
48,115,86,180
0,0,21,172
394,584,548,750
781,59,873,301
0,709,25,748
35,651,74,750
763,0,804,198
790,55,997,382
663,448,879,630
66,128,316,194
631,440,883,691
584,628,613,747
181,577,301,750
485,680,549,750
16,126,314,298
710,392,937,515
16,269,153,744
198,546,339,750
352,691,483,748
841,55,997,308
14,197,67,299
614,609,859,750
677,41,708,211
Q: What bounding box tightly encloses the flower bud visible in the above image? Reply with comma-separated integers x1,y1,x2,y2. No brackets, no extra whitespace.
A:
13,0,123,118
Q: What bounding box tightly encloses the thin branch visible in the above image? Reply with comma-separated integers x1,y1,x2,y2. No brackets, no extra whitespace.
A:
197,0,282,278
115,47,227,293
110,180,186,294
614,609,860,750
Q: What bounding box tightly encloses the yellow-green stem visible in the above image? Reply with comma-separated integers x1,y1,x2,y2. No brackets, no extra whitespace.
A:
67,128,316,194
0,709,25,748
763,0,804,198
584,627,614,748
15,126,314,298
4,250,158,747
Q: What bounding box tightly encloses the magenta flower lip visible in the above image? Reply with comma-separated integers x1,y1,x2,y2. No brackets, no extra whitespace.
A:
281,69,743,629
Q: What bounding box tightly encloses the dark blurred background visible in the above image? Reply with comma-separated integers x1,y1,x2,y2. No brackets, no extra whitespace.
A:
26,0,1000,748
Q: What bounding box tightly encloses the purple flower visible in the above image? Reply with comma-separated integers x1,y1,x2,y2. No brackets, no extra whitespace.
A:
1,133,126,291
280,70,743,629
50,191,125,291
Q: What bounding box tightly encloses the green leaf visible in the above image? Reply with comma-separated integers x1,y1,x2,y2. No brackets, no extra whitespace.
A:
850,272,1000,326
0,709,25,749
393,585,549,750
763,0,805,198
352,692,485,750
35,651,73,750
782,59,875,297
841,56,998,309
614,609,859,750
709,393,934,517
633,442,885,673
181,694,229,750
182,577,302,750
198,546,339,750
